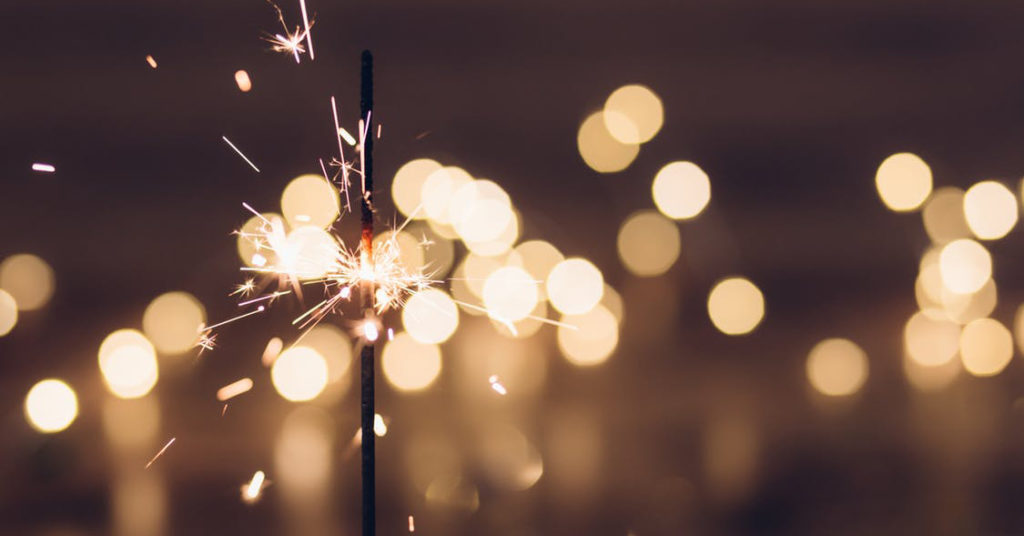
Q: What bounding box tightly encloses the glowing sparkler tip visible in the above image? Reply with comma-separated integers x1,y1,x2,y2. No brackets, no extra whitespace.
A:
364,322,379,342
243,470,266,502
488,375,508,395
373,413,388,437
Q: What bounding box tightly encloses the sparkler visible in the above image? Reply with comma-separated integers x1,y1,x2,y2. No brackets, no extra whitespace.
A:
359,49,377,536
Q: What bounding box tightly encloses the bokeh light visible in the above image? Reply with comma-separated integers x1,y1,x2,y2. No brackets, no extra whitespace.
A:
391,158,441,219
422,166,473,225
403,288,459,344
903,311,960,366
142,291,206,355
547,258,604,315
298,325,353,384
237,212,283,267
577,111,639,173
652,161,712,220
98,329,159,399
707,278,765,335
617,210,681,277
806,338,868,397
939,238,991,295
280,174,340,229
450,180,514,244
603,84,663,144
483,266,539,323
271,346,329,401
922,187,970,244
476,424,544,490
0,289,17,336
941,278,997,325
874,152,932,212
0,253,55,311
464,209,520,257
557,304,619,366
24,379,78,433
280,226,338,280
959,317,1013,377
963,180,1018,240
515,240,564,297
382,332,442,392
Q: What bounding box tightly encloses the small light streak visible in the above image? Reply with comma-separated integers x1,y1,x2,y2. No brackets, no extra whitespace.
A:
221,136,261,172
145,437,176,469
145,55,157,68
408,515,415,532
339,286,352,299
298,0,314,59
204,306,266,331
488,374,507,395
230,278,256,298
217,378,254,401
387,327,394,341
235,69,252,92
31,163,55,173
222,404,228,416
377,123,382,139
195,330,217,355
262,337,284,367
373,413,388,437
415,130,431,140
339,127,357,146
364,321,379,342
243,470,266,502
238,290,289,307
263,1,313,63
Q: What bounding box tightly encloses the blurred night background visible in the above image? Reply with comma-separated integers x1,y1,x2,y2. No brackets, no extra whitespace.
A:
6,0,1024,534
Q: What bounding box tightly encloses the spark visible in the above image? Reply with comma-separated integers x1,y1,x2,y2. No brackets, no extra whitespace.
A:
145,55,157,68
145,437,176,469
204,306,266,331
489,375,507,395
263,1,314,63
373,413,388,437
338,127,357,146
408,515,415,532
387,327,394,341
222,136,261,172
238,290,290,307
222,404,228,416
243,470,267,502
196,330,217,355
217,378,254,401
363,321,379,342
262,337,284,366
230,278,257,298
414,130,432,140
298,0,314,60
31,163,55,173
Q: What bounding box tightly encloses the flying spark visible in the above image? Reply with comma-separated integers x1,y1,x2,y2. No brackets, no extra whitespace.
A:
31,163,55,173
145,55,157,68
217,378,254,401
222,136,261,172
489,375,507,395
145,437,176,469
243,470,267,502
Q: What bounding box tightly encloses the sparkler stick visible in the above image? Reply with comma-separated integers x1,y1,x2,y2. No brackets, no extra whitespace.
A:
359,49,376,536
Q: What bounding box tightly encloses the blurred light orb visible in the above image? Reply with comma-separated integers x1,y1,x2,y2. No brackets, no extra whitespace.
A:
577,111,639,173
483,266,538,323
903,352,961,392
707,278,765,335
464,210,520,257
142,291,206,355
1015,303,1024,355
422,166,473,225
392,159,442,219
604,84,663,144
963,180,1018,240
939,239,991,295
280,226,338,280
922,187,970,244
99,329,159,399
0,289,17,337
602,284,625,325
450,180,514,244
547,258,604,315
557,304,619,366
652,161,711,220
875,152,932,212
515,240,564,289
300,325,353,383
237,212,283,267
403,288,459,344
477,424,544,490
271,346,329,401
904,311,960,366
0,253,55,311
960,318,1013,377
374,230,425,273
280,174,339,229
25,379,78,433
382,332,442,392
806,338,869,397
941,278,997,325
617,210,681,276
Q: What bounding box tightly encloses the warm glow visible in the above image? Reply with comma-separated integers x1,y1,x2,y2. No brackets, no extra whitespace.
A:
603,84,663,144
0,253,55,311
577,111,639,173
24,379,78,433
142,291,206,355
450,180,514,244
707,277,765,335
271,346,329,401
547,258,604,315
382,332,442,392
477,424,544,490
875,152,932,212
941,278,997,325
617,210,681,276
0,289,16,337
959,318,1013,377
963,180,1018,240
464,209,520,257
938,239,991,295
234,70,252,92
806,338,868,397
903,311,960,366
98,329,159,399
922,187,969,244
515,240,564,295
652,161,712,220
422,166,473,225
299,325,353,383
237,212,283,267
280,174,340,229
403,288,459,344
392,159,442,219
483,266,539,323
557,304,619,366
279,226,338,280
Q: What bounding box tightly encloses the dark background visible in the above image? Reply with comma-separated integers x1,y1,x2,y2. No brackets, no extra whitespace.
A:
5,0,1024,534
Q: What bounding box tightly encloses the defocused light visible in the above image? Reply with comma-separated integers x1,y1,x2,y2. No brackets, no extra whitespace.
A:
280,174,339,229
403,288,459,344
99,329,159,399
922,187,969,244
617,210,681,276
24,379,78,433
280,226,338,280
462,253,504,300
0,289,17,336
142,291,206,355
904,311,960,366
382,332,442,392
604,84,663,144
0,253,55,311
103,397,160,449
941,278,997,325
939,239,991,295
483,266,538,323
652,161,711,220
806,338,868,397
707,277,765,335
235,70,252,92
295,325,351,383
477,424,544,490
275,407,333,496
1016,304,1024,355
392,159,442,219
450,180,514,244
271,346,329,401
411,222,455,278
547,258,604,315
374,230,425,273
422,166,473,225
960,318,1013,377
515,240,564,296
903,353,961,392
875,152,932,212
373,414,388,437
425,475,480,511
577,111,639,173
464,209,520,257
963,180,1018,240
602,284,625,325
491,300,548,339
237,212,283,267
263,336,284,367
557,304,619,366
